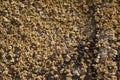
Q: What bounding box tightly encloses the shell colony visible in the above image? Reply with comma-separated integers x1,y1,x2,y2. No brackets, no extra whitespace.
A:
0,0,120,80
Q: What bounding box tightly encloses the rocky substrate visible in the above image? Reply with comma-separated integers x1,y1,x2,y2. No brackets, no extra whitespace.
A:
0,0,120,80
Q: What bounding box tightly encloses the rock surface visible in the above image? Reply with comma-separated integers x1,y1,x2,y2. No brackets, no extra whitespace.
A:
0,0,120,80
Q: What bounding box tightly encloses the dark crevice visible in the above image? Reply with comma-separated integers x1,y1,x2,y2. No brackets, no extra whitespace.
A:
83,3,99,79
115,47,120,79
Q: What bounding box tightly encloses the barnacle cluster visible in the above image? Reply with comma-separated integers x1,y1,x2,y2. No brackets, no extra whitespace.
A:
0,0,120,80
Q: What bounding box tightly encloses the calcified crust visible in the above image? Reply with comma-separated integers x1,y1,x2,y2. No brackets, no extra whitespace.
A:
0,0,120,80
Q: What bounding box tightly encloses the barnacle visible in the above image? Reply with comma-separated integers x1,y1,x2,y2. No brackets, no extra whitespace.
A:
0,0,120,80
